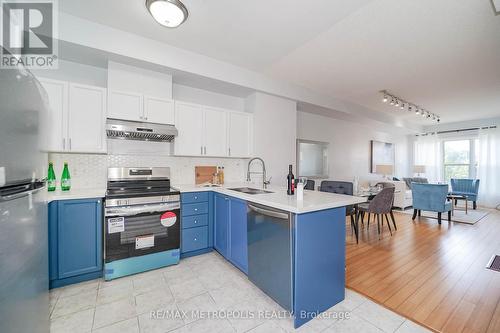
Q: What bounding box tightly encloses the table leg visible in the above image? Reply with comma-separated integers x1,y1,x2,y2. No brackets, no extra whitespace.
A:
465,198,468,214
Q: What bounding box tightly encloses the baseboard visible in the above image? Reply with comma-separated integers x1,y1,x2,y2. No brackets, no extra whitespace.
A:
50,270,103,289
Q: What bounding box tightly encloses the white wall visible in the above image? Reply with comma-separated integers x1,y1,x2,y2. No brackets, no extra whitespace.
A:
107,61,172,99
172,84,245,112
32,59,107,87
297,111,411,186
246,92,297,186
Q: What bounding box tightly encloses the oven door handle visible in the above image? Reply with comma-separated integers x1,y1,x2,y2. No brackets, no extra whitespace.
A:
105,203,180,217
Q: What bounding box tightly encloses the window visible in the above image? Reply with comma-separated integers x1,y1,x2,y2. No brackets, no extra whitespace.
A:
443,139,476,183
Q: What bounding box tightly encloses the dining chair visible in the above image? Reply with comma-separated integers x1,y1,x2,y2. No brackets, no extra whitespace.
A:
357,187,395,238
320,181,358,242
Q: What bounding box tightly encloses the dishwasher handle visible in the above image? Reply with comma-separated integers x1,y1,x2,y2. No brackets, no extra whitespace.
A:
248,203,289,220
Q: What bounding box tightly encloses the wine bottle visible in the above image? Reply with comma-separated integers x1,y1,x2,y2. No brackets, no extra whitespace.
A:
287,165,295,195
47,162,56,192
61,162,71,191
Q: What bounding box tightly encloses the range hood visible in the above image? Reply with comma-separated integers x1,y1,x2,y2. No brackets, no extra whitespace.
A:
106,119,178,142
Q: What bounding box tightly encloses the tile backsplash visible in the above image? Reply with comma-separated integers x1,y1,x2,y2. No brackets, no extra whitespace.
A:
48,153,248,189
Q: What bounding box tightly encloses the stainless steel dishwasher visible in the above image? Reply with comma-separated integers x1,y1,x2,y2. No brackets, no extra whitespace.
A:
247,202,293,311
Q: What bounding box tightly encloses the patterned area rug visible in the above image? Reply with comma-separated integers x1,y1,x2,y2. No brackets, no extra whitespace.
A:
400,204,490,225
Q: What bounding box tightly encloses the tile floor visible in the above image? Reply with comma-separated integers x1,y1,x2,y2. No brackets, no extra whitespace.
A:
49,251,431,333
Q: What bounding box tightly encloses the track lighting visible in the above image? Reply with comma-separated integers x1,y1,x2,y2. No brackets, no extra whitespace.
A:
380,90,440,122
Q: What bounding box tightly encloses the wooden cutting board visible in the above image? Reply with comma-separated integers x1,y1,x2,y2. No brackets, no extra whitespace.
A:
195,166,217,185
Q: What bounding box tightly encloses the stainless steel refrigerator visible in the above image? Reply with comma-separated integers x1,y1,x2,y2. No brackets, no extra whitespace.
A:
0,64,49,333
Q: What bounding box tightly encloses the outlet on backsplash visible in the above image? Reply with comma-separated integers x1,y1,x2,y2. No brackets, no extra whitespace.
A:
48,153,248,189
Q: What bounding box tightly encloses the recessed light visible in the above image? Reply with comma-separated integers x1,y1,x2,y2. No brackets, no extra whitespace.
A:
146,0,188,28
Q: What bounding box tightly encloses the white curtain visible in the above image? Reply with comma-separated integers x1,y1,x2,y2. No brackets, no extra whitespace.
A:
414,135,443,183
477,128,500,208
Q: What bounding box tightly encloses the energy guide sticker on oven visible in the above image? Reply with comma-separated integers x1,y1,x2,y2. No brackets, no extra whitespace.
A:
108,217,125,233
136,235,155,249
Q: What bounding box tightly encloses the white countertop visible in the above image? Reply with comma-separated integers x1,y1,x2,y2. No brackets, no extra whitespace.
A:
173,183,366,214
46,188,106,202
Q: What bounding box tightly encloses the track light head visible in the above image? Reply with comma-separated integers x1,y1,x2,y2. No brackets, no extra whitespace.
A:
383,95,388,103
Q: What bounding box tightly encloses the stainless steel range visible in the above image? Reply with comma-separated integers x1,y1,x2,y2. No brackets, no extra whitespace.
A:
104,167,180,280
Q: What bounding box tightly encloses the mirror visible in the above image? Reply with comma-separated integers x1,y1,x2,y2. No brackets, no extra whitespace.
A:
297,139,329,178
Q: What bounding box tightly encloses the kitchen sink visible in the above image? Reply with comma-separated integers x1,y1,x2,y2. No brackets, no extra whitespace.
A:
228,187,273,195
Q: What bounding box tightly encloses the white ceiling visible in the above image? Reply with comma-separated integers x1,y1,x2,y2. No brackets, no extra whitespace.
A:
60,0,500,125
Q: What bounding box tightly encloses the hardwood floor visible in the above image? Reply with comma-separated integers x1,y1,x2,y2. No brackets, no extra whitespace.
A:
345,209,500,333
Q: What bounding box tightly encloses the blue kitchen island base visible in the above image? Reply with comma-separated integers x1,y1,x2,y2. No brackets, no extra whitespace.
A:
104,249,180,281
293,207,346,328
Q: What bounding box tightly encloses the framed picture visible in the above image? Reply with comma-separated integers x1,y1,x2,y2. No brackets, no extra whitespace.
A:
370,140,395,173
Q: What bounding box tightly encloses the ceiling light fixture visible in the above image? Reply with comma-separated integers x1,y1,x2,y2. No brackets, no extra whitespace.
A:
146,0,189,28
380,90,440,122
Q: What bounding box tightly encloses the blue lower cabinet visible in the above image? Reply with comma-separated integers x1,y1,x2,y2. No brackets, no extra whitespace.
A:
180,192,213,257
214,193,230,258
229,198,248,273
182,226,209,253
214,193,248,273
49,198,103,288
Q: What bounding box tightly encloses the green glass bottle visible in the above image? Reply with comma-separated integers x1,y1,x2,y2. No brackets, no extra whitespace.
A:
61,162,71,191
47,162,56,191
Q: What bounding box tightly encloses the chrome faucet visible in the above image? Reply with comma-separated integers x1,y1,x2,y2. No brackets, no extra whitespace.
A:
246,157,271,189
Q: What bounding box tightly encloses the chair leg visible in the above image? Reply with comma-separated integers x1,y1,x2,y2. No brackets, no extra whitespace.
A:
351,213,359,244
376,214,381,235
473,201,477,210
412,209,418,220
390,210,397,230
418,210,422,217
367,213,371,228
438,212,442,225
448,210,451,222
385,214,392,236
455,199,457,205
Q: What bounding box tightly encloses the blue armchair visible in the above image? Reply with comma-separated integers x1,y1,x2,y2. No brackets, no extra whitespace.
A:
411,183,452,224
449,179,480,209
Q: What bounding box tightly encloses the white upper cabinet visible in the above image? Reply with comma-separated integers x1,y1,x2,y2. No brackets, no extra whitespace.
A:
174,102,204,156
108,90,174,125
107,90,143,122
68,83,107,153
39,78,107,154
174,101,252,158
228,111,252,158
203,106,228,157
144,96,174,124
39,78,68,152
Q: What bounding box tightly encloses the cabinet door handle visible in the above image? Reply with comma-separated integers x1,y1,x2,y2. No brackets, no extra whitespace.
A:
204,146,207,155
69,138,72,150
200,146,203,155
62,138,66,150
229,147,231,156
